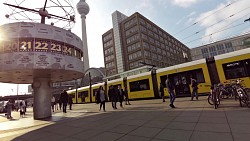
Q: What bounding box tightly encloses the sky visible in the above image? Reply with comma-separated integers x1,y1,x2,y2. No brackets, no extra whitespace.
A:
0,0,250,96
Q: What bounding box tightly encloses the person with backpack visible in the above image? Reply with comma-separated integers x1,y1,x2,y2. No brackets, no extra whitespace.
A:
165,75,176,108
191,77,199,101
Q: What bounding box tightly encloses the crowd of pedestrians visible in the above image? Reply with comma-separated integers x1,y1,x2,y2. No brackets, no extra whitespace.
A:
95,85,132,112
5,99,27,119
4,76,199,119
50,90,73,113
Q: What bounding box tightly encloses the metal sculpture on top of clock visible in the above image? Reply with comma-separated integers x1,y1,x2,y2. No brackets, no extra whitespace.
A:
0,0,88,119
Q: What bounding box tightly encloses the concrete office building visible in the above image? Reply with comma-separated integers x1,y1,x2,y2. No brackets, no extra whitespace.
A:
102,11,191,78
191,33,250,60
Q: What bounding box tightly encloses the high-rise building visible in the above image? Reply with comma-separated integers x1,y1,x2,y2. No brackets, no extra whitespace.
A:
191,33,250,60
102,11,191,77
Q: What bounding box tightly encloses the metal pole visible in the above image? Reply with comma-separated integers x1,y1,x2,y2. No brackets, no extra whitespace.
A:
75,79,78,104
89,72,92,102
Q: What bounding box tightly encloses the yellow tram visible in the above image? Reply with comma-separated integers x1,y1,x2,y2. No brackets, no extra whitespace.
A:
67,48,250,103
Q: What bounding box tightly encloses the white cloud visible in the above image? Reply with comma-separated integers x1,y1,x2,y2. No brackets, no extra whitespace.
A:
176,11,196,25
171,0,199,8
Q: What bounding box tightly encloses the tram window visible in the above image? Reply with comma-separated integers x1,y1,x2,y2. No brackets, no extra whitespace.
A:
78,91,88,98
93,89,98,96
195,69,205,83
246,59,250,76
129,79,150,92
69,94,75,99
223,60,248,79
160,68,205,86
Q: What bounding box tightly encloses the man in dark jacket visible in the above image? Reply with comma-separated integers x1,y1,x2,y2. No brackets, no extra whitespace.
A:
117,85,124,108
108,85,116,109
165,76,176,108
60,90,69,113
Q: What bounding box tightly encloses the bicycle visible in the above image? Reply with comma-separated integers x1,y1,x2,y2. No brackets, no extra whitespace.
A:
208,84,220,109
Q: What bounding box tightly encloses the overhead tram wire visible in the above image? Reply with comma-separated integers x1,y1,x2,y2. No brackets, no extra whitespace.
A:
184,21,247,45
181,6,250,41
219,24,250,41
184,13,250,45
173,0,242,36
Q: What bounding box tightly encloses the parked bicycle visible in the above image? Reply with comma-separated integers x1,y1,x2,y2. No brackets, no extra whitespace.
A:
208,84,220,109
232,79,250,108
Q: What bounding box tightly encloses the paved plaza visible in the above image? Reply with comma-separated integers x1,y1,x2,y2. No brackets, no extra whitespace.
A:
1,96,250,141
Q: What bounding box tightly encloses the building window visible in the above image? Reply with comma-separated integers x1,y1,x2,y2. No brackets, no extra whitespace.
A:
126,34,139,44
128,42,141,53
144,50,151,57
128,51,142,61
143,42,149,50
104,40,113,48
125,17,137,29
105,54,114,61
147,23,152,29
139,18,146,25
224,42,234,52
103,33,112,42
125,26,138,37
104,47,114,55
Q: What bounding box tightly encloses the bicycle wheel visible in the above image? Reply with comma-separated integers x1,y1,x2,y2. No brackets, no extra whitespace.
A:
213,93,217,109
208,94,213,105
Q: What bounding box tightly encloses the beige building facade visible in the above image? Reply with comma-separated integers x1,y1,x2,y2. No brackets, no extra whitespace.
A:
191,33,250,60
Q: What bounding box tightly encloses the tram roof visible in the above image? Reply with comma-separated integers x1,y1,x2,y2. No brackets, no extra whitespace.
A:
214,48,250,60
157,59,206,73
91,82,105,87
126,71,152,79
107,78,123,84
78,86,90,91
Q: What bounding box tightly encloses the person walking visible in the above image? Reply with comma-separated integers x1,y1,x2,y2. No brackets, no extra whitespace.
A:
58,97,62,110
19,100,26,117
165,76,176,108
108,85,115,109
60,90,69,113
68,95,73,110
113,86,118,109
6,99,13,119
124,86,131,105
191,77,199,100
51,96,55,112
160,83,165,102
117,85,124,108
97,86,107,112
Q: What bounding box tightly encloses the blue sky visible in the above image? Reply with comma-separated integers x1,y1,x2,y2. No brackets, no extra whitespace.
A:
0,0,250,96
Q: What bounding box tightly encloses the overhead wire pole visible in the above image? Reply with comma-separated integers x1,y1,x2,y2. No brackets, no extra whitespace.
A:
139,62,156,71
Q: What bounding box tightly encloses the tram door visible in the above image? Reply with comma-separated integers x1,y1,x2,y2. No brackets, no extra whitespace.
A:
171,74,191,97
